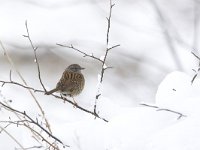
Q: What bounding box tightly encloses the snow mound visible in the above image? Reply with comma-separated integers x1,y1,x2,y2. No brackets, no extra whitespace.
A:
156,71,200,116
146,117,200,150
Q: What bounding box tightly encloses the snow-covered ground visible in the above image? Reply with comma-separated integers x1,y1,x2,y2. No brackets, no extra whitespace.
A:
0,0,200,149
1,71,200,150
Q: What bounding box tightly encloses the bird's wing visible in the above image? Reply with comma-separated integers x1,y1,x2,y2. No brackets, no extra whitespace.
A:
56,71,80,92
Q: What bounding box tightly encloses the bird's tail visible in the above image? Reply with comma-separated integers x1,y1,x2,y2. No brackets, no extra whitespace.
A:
45,88,58,95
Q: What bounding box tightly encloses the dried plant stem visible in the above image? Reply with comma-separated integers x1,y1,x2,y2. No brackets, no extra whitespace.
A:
140,103,186,120
0,125,25,150
22,21,52,133
0,101,68,148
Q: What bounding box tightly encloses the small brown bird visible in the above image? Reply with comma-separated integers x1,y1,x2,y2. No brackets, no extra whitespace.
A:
46,64,85,101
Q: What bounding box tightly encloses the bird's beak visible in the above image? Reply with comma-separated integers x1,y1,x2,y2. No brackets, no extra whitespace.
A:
81,67,85,70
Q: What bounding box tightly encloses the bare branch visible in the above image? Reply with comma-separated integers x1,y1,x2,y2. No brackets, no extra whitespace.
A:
22,21,53,133
23,21,38,51
191,74,198,84
51,94,108,122
1,40,52,136
140,103,186,120
0,100,44,147
25,125,61,150
1,17,111,150
23,21,46,92
94,0,118,115
157,108,186,120
191,51,200,84
56,0,119,117
107,44,120,51
100,1,118,84
106,0,114,45
56,43,104,63
15,145,43,150
1,70,44,93
191,51,200,60
0,78,108,122
0,80,44,93
140,103,159,109
0,101,69,147
104,66,113,71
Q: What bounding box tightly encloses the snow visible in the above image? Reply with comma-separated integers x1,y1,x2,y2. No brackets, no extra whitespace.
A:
95,74,102,97
1,0,200,149
106,107,177,150
156,71,200,116
103,64,107,69
100,55,105,61
146,117,200,150
57,71,200,150
2,71,200,150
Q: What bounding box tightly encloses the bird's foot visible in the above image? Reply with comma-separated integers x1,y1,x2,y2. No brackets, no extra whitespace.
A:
72,97,78,108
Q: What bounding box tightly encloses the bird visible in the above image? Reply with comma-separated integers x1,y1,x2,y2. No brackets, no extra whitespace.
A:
46,64,85,103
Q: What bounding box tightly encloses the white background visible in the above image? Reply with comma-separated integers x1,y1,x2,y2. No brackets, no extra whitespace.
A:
0,0,200,149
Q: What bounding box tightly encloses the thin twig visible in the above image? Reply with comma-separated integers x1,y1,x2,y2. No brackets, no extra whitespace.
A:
94,0,119,115
0,101,43,147
107,44,120,51
23,21,46,92
100,0,117,83
140,103,159,109
56,43,104,63
25,125,61,150
0,77,108,122
0,41,52,133
56,0,119,117
0,80,44,93
191,51,200,84
140,103,186,120
52,94,108,122
106,0,115,46
191,51,200,60
0,41,27,85
0,94,44,147
157,108,186,120
15,145,43,150
22,21,52,133
0,101,69,147
191,74,198,84
0,125,25,150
